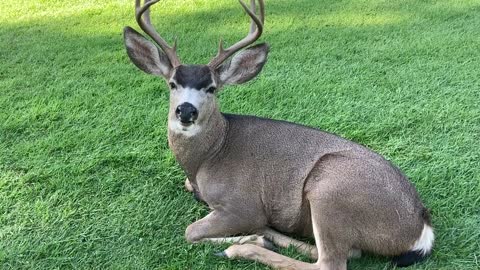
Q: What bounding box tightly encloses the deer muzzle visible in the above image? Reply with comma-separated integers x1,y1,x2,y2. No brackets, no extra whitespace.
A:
175,102,198,125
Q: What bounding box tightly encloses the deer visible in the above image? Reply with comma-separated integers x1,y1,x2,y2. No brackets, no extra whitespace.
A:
123,0,434,269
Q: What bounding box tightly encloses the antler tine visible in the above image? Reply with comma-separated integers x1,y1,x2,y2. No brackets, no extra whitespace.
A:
249,0,256,34
135,0,181,67
208,0,265,68
143,3,152,25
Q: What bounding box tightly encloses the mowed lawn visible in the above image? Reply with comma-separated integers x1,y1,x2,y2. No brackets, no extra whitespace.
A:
1,0,479,269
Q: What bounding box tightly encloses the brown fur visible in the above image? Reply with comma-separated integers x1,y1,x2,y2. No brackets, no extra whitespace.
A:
123,1,432,267
178,113,426,253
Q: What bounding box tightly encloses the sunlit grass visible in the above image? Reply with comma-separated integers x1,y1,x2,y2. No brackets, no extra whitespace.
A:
1,0,479,269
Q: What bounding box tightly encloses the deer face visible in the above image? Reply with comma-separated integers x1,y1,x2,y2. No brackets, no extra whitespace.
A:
167,65,217,135
123,0,268,136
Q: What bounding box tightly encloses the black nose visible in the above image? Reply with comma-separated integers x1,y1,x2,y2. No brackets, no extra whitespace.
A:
175,102,198,123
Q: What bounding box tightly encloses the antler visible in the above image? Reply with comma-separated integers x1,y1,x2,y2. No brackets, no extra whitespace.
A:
135,0,181,67
208,0,265,68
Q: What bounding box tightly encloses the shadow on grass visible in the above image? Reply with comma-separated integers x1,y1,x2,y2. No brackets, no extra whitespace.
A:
2,0,478,74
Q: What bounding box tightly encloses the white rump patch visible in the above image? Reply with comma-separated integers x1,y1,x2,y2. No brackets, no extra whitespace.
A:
411,223,434,255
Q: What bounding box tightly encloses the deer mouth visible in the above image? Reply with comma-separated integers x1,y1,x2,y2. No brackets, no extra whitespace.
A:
180,120,194,127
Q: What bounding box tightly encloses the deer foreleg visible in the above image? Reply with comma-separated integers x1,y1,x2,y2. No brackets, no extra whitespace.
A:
259,228,318,260
221,244,320,270
260,228,361,260
185,210,260,243
200,234,276,250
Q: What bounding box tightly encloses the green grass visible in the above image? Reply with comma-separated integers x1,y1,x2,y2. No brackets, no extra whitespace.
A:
1,0,479,269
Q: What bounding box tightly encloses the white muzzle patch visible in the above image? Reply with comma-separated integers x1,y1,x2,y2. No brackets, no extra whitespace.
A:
168,87,207,137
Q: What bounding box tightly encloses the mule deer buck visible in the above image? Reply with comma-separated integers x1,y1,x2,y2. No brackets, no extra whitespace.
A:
123,0,434,269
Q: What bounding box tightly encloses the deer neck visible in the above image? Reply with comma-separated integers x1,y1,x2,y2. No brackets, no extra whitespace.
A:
167,106,227,181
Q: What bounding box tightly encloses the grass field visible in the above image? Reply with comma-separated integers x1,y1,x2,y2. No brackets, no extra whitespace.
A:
1,0,479,269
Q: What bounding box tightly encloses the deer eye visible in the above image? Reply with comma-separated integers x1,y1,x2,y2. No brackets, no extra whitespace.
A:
169,82,177,89
206,86,216,94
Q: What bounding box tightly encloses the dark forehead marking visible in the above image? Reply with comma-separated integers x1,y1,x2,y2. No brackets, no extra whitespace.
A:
173,65,213,90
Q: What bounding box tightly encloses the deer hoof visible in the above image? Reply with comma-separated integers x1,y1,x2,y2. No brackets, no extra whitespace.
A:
260,237,278,252
184,178,194,192
214,251,227,257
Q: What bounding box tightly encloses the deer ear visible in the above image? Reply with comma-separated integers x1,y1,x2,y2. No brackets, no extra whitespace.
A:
217,43,269,85
123,26,172,78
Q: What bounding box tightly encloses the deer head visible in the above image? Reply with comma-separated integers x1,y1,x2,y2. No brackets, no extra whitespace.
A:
124,0,268,136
